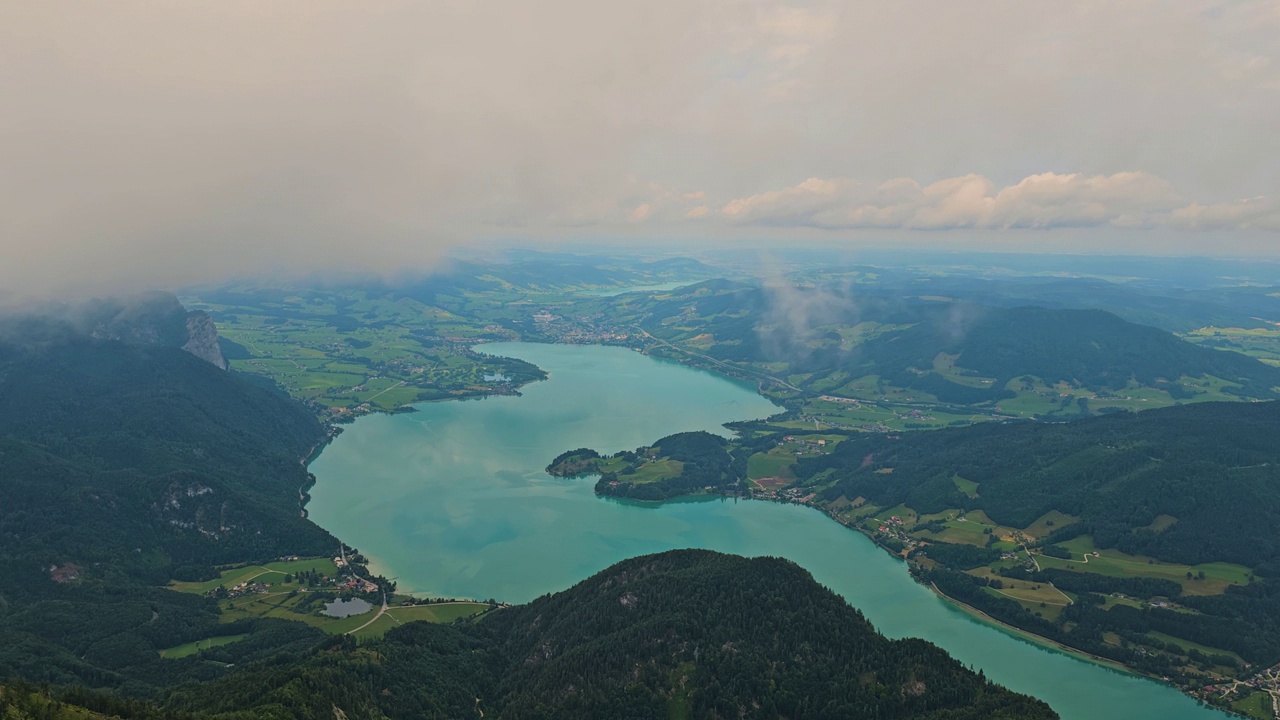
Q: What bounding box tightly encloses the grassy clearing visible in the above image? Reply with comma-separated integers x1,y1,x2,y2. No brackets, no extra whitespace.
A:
932,352,1000,389
216,590,382,634
1186,326,1280,369
1038,536,1252,595
345,603,488,640
158,633,249,659
389,602,489,624
168,558,339,596
1229,690,1274,720
626,458,684,483
919,519,993,547
952,475,979,498
1022,510,1079,539
911,509,1010,547
981,586,1067,622
968,567,1073,605
994,374,1259,419
1146,631,1244,665
833,502,882,525
1144,514,1178,532
347,612,401,640
747,450,796,481
1102,595,1147,611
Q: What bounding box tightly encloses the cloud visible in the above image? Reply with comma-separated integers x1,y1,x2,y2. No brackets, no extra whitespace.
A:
2,1,1279,300
1171,197,1280,232
719,172,1280,233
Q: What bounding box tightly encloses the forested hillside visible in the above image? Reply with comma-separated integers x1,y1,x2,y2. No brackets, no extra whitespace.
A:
0,301,335,693
576,281,1280,415
842,306,1280,402
0,298,1056,719
0,334,333,584
165,551,1056,720
772,400,1280,693
801,400,1280,569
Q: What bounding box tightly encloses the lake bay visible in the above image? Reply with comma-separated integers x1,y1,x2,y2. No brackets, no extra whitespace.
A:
308,341,1227,720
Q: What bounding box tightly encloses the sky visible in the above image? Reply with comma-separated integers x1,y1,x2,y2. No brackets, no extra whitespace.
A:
2,1,1279,299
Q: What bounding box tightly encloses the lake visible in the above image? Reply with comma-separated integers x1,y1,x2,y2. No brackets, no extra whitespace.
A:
307,342,1227,720
322,597,374,618
576,280,696,296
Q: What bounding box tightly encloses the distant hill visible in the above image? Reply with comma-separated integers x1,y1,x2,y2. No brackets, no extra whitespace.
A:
169,551,1057,720
840,306,1280,403
596,282,1280,408
387,252,720,303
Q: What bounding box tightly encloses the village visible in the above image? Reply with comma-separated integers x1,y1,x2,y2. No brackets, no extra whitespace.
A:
208,554,379,601
1198,662,1280,719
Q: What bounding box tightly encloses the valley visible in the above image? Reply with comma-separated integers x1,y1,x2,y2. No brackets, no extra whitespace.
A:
5,254,1280,718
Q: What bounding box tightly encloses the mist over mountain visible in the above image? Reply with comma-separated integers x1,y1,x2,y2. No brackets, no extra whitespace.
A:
0,292,227,369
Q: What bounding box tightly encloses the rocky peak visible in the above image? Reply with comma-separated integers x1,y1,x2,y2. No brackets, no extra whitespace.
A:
0,292,230,370
182,311,227,370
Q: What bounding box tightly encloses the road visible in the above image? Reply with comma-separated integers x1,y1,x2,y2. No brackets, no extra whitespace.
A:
629,325,803,393
347,590,389,636
364,379,407,404
338,545,389,636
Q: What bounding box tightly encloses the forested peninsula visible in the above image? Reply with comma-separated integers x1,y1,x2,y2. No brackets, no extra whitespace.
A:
551,398,1280,712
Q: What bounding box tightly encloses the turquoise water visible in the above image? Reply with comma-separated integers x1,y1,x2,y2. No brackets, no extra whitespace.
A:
308,342,1227,720
576,280,694,296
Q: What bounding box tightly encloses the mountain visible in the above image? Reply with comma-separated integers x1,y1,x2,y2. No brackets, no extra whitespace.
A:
0,292,227,369
802,400,1280,569
785,400,1280,676
383,252,720,303
167,551,1057,720
0,300,334,690
0,298,1055,719
0,333,331,582
839,306,1280,403
587,282,1280,408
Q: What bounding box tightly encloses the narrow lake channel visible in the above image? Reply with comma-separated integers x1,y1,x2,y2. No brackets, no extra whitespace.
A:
308,342,1229,720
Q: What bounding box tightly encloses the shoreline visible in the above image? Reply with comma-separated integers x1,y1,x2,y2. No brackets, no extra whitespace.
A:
923,580,1143,678
616,483,1219,703
293,340,1242,717
920,583,1242,718
694,488,1245,716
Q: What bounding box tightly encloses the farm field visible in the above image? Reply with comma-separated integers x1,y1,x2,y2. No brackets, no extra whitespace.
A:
980,586,1070,622
210,588,484,638
1229,690,1274,720
1022,510,1079,539
747,450,796,481
594,456,684,484
1185,326,1280,368
1145,631,1244,666
168,558,340,596
1036,536,1252,595
349,603,489,640
184,289,544,415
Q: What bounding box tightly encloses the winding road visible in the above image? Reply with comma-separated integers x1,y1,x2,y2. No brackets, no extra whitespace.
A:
630,325,802,393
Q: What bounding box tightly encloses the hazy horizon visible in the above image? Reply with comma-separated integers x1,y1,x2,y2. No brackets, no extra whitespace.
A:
4,1,1279,301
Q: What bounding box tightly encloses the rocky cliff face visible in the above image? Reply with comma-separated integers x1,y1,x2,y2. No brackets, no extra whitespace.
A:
84,291,191,347
4,291,231,370
181,311,227,370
